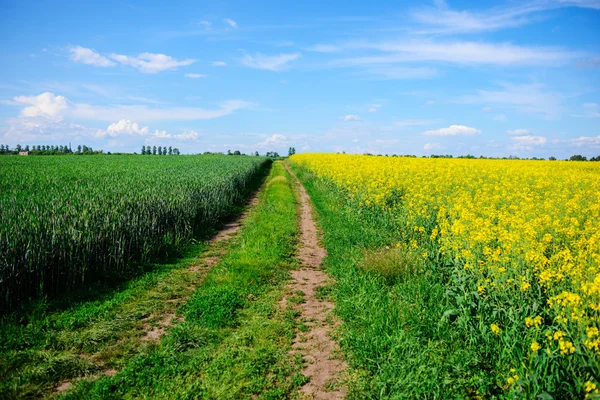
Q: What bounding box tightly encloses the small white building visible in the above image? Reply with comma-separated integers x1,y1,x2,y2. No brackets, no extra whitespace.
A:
18,151,29,156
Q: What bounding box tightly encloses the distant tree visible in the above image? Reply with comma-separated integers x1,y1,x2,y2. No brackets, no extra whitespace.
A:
153,146,157,155
24,145,30,152
16,144,22,152
233,150,241,156
254,151,259,156
158,146,162,155
570,154,587,161
173,148,180,155
227,149,232,155
141,145,146,155
288,147,296,156
168,146,173,155
549,156,557,161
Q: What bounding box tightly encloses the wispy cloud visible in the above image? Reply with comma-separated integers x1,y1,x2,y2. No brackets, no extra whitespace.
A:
562,135,600,148
355,66,438,80
410,1,600,35
424,142,444,151
224,18,238,29
456,82,563,119
108,52,195,73
573,103,600,118
256,134,288,148
394,119,435,127
210,61,227,67
339,114,361,121
67,45,195,73
12,92,254,123
423,125,481,136
185,73,206,78
509,135,547,150
325,40,579,66
68,45,115,67
241,52,301,71
507,128,531,135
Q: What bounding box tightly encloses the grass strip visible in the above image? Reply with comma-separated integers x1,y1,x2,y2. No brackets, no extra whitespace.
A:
59,161,305,399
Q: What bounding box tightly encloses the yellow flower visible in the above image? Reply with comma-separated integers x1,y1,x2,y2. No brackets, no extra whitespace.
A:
490,323,501,334
531,341,541,352
585,381,597,393
559,340,575,355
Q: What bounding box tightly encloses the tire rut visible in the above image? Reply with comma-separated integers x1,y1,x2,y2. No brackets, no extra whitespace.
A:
284,163,346,400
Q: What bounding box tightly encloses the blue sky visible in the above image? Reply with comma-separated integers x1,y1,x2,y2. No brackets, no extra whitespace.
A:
0,0,599,157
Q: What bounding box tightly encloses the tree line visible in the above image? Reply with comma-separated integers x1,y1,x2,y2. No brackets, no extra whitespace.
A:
141,145,180,155
0,144,103,155
357,152,600,161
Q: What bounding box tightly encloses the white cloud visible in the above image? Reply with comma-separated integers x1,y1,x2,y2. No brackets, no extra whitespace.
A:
68,45,115,67
339,115,361,121
509,135,547,150
173,130,200,140
1,117,95,143
256,134,288,148
108,52,195,73
103,120,149,137
12,92,254,123
563,135,600,148
98,121,199,141
507,128,531,136
14,92,70,119
147,129,200,140
210,61,227,67
67,46,194,73
368,107,378,113
482,106,493,112
493,114,507,121
224,18,238,28
185,73,206,78
241,52,301,71
423,125,481,136
198,21,212,29
426,100,436,105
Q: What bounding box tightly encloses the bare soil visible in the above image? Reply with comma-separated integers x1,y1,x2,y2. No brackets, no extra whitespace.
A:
284,164,346,399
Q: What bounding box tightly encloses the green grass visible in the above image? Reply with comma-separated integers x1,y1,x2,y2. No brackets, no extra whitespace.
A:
55,161,306,399
289,162,497,399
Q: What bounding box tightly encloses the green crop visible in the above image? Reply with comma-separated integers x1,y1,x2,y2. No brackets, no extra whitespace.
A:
0,155,270,313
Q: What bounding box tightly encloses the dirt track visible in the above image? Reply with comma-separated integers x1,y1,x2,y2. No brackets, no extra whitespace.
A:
284,163,346,400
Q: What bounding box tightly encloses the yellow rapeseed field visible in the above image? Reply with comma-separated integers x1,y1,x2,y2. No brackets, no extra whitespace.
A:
292,153,600,395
